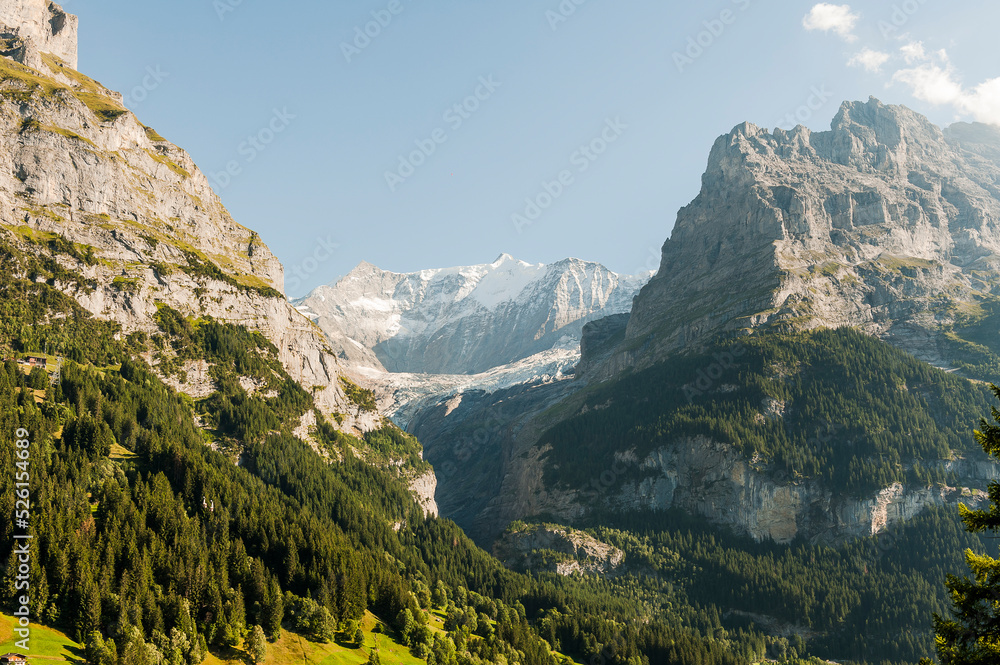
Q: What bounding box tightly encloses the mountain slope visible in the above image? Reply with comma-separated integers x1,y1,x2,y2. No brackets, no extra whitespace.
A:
0,6,389,434
605,98,1000,379
0,9,822,665
296,254,647,376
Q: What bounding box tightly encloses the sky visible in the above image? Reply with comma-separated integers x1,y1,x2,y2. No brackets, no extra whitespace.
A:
64,0,1000,297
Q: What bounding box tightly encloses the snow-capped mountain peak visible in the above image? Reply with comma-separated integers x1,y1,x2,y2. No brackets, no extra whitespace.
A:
294,255,649,376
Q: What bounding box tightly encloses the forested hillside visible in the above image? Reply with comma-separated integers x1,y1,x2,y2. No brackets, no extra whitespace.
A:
543,328,997,496
0,230,816,665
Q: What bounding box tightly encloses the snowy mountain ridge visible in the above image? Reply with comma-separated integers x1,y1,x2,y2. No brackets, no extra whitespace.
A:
295,253,650,376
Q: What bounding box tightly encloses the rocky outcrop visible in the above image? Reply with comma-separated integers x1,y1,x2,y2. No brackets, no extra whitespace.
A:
493,523,624,576
0,19,415,443
612,436,995,545
604,99,1000,377
296,254,648,375
0,0,77,70
409,469,439,518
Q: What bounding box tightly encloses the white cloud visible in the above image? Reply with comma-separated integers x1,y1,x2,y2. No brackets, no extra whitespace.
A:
892,63,964,105
958,77,1000,125
848,48,891,73
899,41,926,64
890,49,1000,125
803,4,860,42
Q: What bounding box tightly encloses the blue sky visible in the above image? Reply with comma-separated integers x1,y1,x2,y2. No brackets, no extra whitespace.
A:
67,0,1000,296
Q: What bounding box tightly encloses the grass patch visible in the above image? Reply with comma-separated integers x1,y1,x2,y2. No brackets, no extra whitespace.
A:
144,125,168,142
145,148,191,178
38,122,96,146
22,113,97,146
8,225,98,265
0,613,83,662
110,442,137,461
0,56,67,96
112,276,141,293
875,254,939,275
40,52,129,123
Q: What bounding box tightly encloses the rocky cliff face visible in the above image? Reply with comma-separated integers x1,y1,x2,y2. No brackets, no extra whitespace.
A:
607,98,1000,377
410,101,1000,551
296,254,648,375
0,0,77,70
493,523,624,576
0,5,428,476
611,436,995,545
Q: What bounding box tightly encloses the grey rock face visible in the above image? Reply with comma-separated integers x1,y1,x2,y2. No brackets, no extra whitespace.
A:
493,523,624,576
0,0,77,70
611,98,1000,376
0,36,376,434
612,436,995,545
296,254,648,376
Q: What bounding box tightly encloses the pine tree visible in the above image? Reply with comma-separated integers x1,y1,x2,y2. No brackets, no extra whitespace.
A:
246,624,267,665
263,577,284,640
933,385,1000,664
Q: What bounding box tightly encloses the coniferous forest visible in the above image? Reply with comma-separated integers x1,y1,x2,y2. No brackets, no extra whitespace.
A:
5,209,1000,665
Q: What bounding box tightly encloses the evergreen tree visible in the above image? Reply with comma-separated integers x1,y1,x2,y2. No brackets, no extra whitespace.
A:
246,624,267,665
263,578,284,640
933,385,1000,664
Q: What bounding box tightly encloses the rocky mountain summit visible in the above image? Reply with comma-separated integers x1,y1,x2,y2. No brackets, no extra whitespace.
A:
296,254,648,376
608,98,1000,377
410,101,1000,549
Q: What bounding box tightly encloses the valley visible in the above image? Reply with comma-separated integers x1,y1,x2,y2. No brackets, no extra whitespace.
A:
1,2,1000,665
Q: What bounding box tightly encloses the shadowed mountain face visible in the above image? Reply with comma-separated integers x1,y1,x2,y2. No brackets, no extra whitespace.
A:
295,254,648,376
405,101,1000,553
603,98,1000,378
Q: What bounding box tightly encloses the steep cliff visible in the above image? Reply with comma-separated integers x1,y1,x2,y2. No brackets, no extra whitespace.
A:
0,5,431,495
607,98,1000,378
0,0,77,70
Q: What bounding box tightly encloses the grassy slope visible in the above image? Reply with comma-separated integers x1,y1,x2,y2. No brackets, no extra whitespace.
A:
0,614,83,661
0,612,437,665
